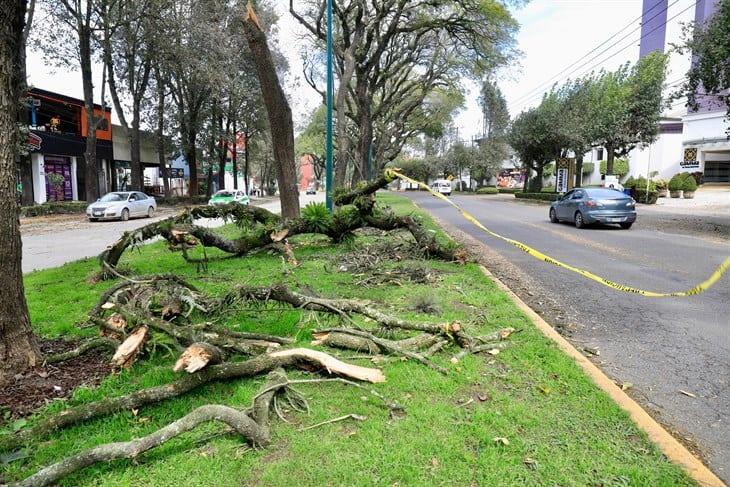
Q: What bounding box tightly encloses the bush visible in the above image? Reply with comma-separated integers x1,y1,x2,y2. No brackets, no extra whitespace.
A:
497,188,521,194
667,174,683,191
624,176,636,189
156,195,209,206
681,173,698,192
20,201,88,217
514,192,560,202
633,189,658,204
581,162,595,175
476,187,498,195
654,179,668,190
599,159,630,177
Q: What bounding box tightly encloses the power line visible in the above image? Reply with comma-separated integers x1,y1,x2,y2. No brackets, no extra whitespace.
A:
509,0,698,111
509,0,677,108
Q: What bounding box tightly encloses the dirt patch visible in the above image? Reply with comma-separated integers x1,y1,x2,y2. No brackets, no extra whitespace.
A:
0,338,112,419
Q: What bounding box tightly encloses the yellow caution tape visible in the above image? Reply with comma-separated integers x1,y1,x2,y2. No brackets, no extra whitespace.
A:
385,169,730,298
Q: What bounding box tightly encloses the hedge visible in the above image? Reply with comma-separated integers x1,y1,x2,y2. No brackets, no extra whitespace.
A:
598,159,630,177
20,201,88,217
476,187,498,194
514,192,560,202
497,188,521,194
156,195,209,206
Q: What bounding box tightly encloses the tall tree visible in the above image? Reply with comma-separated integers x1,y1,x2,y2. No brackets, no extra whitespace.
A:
100,0,155,191
589,52,668,175
18,0,36,206
292,0,518,187
42,0,115,202
0,0,42,383
243,3,300,218
477,80,510,184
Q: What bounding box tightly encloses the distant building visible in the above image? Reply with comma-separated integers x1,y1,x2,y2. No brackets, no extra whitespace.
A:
23,88,113,203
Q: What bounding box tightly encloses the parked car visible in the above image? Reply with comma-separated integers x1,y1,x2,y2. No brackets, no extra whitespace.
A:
208,189,250,206
431,179,452,196
87,191,156,221
549,188,636,229
305,184,317,195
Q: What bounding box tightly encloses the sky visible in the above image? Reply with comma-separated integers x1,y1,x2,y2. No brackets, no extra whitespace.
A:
25,0,696,139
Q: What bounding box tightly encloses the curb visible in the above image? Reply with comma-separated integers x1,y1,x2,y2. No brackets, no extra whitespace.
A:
478,264,726,487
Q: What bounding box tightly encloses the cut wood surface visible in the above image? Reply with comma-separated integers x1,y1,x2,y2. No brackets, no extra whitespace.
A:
173,342,224,373
269,348,386,383
111,326,148,368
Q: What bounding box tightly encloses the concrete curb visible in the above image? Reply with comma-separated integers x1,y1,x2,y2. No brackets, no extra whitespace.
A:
478,264,725,487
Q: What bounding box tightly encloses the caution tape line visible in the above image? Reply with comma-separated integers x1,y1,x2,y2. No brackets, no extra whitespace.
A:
384,169,730,298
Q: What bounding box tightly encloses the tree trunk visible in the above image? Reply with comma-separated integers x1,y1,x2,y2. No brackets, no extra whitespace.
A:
232,118,238,190
352,76,371,187
186,125,199,197
156,75,170,197
244,128,250,195
574,154,583,188
0,0,41,384
606,143,614,176
80,24,99,203
217,109,230,191
334,44,358,189
242,4,300,218
130,114,143,191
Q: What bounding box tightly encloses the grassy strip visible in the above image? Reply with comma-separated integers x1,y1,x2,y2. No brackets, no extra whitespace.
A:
4,193,692,486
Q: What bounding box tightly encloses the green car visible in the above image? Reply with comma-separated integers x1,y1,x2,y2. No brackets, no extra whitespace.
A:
208,189,250,206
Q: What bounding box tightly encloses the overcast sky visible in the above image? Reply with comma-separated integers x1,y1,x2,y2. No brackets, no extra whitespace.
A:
26,0,695,139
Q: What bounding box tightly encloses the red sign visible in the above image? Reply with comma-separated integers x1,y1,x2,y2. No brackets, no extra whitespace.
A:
28,132,42,151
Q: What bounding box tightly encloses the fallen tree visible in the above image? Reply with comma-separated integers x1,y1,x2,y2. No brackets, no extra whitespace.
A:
0,348,384,453
97,172,462,273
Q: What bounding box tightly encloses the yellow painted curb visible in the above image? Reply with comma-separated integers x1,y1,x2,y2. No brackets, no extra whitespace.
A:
478,264,726,487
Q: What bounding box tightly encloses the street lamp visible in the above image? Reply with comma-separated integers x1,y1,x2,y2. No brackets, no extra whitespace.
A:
325,0,334,212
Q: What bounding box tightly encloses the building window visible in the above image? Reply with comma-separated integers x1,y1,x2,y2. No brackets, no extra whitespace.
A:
596,148,604,160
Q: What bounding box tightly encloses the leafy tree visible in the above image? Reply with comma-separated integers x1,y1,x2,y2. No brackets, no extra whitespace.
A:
296,106,326,183
677,0,730,129
476,81,510,185
0,0,42,382
291,0,518,187
589,52,668,175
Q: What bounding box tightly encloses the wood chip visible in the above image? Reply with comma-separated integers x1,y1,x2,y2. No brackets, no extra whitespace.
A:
679,390,697,398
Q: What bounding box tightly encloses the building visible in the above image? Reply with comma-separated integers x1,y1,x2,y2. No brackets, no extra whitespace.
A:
628,0,729,183
23,88,113,204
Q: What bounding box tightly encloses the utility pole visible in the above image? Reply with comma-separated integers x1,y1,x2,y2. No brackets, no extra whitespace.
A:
325,0,334,211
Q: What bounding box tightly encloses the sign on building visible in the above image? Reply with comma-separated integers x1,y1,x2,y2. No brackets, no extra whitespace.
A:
680,148,699,169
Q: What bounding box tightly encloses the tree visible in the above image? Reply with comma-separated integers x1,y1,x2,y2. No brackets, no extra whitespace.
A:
476,80,510,185
296,106,327,184
243,3,300,218
0,0,42,383
677,0,730,129
292,0,518,187
589,52,668,175
100,0,156,191
556,77,596,187
41,0,116,202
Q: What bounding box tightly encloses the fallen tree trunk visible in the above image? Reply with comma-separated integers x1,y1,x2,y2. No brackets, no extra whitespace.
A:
12,370,288,487
44,337,118,364
97,169,459,271
0,349,382,452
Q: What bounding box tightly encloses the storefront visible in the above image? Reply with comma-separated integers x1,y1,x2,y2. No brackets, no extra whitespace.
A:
21,88,113,204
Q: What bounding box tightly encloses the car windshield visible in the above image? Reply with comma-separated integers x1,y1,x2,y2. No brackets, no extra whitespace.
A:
586,188,627,199
214,191,234,197
99,192,129,202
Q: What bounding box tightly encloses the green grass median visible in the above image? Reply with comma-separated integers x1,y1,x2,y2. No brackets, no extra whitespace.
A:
4,192,692,486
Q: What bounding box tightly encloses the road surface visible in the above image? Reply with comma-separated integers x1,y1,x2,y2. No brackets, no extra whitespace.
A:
406,191,730,482
21,193,324,274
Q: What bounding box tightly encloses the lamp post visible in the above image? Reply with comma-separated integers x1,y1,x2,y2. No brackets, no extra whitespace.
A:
325,0,334,212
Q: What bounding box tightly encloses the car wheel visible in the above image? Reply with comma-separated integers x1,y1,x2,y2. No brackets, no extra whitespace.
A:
549,208,558,223
147,206,155,218
620,222,633,229
121,208,130,221
574,211,587,229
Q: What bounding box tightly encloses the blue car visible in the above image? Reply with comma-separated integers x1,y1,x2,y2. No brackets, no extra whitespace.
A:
549,188,636,229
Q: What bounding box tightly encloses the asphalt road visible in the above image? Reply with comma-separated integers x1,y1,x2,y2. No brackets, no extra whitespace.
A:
21,193,324,274
407,192,730,482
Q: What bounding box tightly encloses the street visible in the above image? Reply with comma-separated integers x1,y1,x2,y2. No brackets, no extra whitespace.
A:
407,191,730,481
20,193,324,274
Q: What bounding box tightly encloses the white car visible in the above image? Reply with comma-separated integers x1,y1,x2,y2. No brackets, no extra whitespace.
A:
87,191,157,221
430,179,452,196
